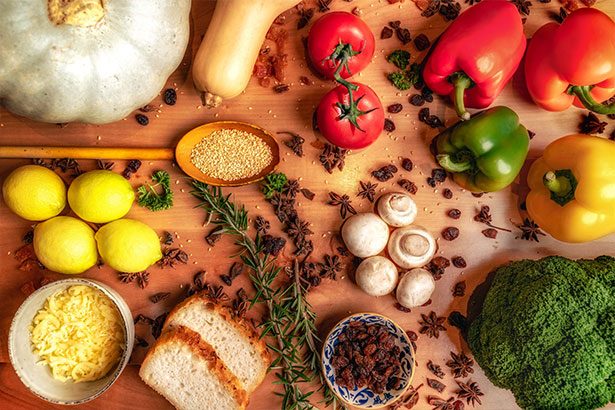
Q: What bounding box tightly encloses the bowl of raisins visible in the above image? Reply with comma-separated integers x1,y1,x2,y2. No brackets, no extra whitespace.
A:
322,313,415,408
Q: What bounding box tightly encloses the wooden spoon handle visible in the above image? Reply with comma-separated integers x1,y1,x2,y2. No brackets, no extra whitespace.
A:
0,146,175,160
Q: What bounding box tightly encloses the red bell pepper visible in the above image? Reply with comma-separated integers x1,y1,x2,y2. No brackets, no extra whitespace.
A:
525,8,615,114
422,0,526,120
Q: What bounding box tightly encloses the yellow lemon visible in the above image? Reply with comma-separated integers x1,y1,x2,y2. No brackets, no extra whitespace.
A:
95,218,162,273
34,216,98,274
2,165,66,221
68,170,134,223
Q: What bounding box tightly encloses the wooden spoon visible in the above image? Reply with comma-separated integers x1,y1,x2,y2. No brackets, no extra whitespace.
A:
0,121,280,187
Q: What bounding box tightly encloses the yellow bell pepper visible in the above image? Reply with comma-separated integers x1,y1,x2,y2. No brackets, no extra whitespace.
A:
526,134,615,243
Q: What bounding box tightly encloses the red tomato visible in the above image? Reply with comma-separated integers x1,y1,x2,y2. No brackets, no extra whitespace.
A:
307,12,375,80
317,83,384,150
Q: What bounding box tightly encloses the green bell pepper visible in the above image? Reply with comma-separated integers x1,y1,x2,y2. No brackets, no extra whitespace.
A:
434,106,530,192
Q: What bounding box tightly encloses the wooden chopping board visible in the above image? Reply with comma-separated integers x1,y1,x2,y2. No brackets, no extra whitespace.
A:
0,1,614,409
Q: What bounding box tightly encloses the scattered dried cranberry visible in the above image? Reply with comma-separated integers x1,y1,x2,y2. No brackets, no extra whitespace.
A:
163,88,177,105
419,107,430,122
442,188,453,199
384,118,396,132
381,26,394,39
447,209,461,219
273,83,290,93
398,179,417,194
372,164,398,182
401,158,413,171
482,228,498,239
453,281,466,297
135,114,149,126
395,303,411,313
442,227,459,241
452,256,467,268
387,103,403,113
414,33,431,51
409,94,425,106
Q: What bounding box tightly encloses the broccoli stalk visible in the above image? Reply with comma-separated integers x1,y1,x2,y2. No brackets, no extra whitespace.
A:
468,256,615,410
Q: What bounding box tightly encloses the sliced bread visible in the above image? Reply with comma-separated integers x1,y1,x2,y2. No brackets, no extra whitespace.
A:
164,293,270,393
139,326,248,410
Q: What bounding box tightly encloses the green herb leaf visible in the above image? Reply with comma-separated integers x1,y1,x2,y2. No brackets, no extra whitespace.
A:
387,49,411,70
262,172,289,199
137,170,173,211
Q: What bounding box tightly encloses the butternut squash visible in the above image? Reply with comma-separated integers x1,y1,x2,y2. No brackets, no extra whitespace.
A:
192,0,300,108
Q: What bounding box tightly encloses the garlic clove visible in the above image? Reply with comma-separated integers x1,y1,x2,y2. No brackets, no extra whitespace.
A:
387,225,436,269
355,256,399,296
377,192,418,227
396,268,435,308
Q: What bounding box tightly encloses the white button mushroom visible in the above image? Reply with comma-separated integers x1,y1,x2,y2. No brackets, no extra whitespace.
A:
341,213,390,258
387,225,436,269
396,268,435,308
355,256,399,296
377,192,418,227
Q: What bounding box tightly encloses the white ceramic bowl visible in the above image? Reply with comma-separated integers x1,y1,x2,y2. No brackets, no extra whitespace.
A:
8,278,135,404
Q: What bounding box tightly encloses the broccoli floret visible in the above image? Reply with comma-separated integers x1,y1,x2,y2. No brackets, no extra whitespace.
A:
387,63,422,91
468,256,615,410
386,50,411,70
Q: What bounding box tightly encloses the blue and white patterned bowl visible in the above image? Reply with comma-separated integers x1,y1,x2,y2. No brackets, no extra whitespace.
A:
322,313,415,409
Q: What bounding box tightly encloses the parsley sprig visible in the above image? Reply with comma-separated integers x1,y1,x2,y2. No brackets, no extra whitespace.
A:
137,170,173,211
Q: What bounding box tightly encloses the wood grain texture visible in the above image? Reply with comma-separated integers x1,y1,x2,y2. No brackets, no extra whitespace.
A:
0,1,614,409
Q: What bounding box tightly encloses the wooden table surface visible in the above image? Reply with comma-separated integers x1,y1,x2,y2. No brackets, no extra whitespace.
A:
1,1,614,409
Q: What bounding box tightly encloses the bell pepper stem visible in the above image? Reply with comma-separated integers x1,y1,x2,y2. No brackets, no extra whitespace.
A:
450,72,472,121
543,170,578,207
437,154,473,173
569,85,615,115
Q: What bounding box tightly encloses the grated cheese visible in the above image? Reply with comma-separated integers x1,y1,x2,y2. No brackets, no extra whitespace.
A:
30,285,124,383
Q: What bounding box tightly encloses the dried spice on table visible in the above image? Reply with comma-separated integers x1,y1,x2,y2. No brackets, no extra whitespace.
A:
401,158,414,171
425,256,451,280
387,103,404,113
205,284,229,303
398,179,418,194
205,228,223,246
474,205,511,232
372,164,398,181
427,168,447,187
427,395,462,410
158,248,189,268
511,0,532,16
452,281,466,297
442,227,459,241
447,351,474,378
122,159,142,179
515,218,546,242
381,26,394,39
150,292,171,304
278,131,304,157
442,188,453,199
328,192,357,219
427,378,447,393
414,33,431,51
579,112,607,134
163,88,177,105
384,118,396,132
357,180,378,202
482,228,498,239
391,383,423,410
319,143,348,174
427,360,446,379
452,256,467,268
220,262,244,286
135,113,149,126
96,159,115,170
406,329,418,352
456,380,484,407
419,311,447,338
162,231,174,246
447,208,461,219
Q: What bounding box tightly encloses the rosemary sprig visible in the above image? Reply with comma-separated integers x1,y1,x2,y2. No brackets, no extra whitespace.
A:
190,182,314,409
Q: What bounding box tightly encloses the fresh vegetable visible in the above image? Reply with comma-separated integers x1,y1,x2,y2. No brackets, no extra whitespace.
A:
526,134,615,243
261,173,288,199
316,82,384,149
387,63,421,91
307,11,375,80
396,268,435,309
137,170,173,212
341,213,389,258
468,255,615,410
355,256,399,297
0,0,191,124
387,225,436,269
376,192,417,227
422,0,526,120
192,0,300,107
386,50,411,71
433,106,529,192
525,8,615,114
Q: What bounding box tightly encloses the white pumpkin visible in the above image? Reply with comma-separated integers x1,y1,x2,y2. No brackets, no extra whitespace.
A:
0,0,191,124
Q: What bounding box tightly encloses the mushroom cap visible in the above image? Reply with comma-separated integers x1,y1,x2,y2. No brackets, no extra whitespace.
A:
396,268,435,308
377,192,418,227
341,213,390,258
355,256,399,296
387,225,436,269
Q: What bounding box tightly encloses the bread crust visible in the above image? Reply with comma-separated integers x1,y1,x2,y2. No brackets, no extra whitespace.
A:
140,326,248,409
165,293,271,383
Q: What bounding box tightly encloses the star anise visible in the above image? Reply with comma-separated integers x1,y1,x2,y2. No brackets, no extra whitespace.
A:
427,395,456,410
159,248,189,268
285,179,300,199
286,217,313,242
220,262,244,286
232,288,249,319
579,111,607,134
297,6,314,30
456,380,484,407
357,181,378,202
118,271,138,283
31,158,54,169
516,218,546,242
428,360,446,379
319,143,348,174
328,192,356,219
419,311,447,338
162,231,174,245
206,284,229,303
474,205,511,232
447,351,474,378
318,254,342,279
136,271,150,289
391,383,423,410
96,159,115,170
511,0,532,16
317,0,332,12
270,193,297,223
279,131,304,157
255,216,271,235
150,292,170,303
